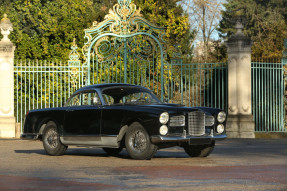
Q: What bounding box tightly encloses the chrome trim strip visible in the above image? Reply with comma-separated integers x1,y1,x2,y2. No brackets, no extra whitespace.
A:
60,135,118,147
150,134,227,144
169,115,185,127
205,115,215,126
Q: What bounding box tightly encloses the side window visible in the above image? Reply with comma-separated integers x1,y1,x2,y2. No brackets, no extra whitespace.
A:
102,94,114,105
121,92,152,104
66,94,81,106
82,92,102,106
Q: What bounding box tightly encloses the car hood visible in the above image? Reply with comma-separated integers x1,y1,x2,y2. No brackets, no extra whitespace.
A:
139,104,200,114
138,104,222,116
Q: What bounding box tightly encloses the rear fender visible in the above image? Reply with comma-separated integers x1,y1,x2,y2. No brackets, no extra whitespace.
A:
36,118,61,136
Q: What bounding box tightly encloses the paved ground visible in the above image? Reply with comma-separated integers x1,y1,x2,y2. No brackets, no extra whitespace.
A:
0,139,286,190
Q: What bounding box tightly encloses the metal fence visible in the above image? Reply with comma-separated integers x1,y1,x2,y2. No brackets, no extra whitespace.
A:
87,55,228,110
165,60,228,110
15,58,287,133
14,59,228,132
14,60,85,130
251,59,287,132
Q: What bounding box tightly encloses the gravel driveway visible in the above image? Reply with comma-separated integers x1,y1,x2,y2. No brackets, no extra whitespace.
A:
0,138,286,190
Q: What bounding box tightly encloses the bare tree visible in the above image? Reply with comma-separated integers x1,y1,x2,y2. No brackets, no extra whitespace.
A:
181,0,223,62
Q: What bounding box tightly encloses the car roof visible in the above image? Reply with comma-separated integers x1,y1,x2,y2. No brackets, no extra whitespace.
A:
74,83,144,94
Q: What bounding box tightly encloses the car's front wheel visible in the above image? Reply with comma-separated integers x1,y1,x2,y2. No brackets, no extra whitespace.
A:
42,121,67,156
183,141,215,157
125,122,157,160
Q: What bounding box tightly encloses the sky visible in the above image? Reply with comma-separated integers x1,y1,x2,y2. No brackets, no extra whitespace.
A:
179,0,227,46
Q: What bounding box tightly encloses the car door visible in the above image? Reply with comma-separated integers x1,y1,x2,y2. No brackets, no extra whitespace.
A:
62,91,102,144
100,93,128,136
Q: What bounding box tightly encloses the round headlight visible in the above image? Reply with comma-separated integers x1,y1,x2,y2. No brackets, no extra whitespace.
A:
159,112,169,124
217,111,226,123
159,125,168,135
217,124,225,134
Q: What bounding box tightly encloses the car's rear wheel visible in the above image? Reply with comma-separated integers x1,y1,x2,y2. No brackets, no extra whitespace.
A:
42,121,67,156
183,141,215,157
125,122,157,160
102,147,123,156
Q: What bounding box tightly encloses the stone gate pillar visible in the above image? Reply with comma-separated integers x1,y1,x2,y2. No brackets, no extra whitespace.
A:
226,19,255,138
0,14,16,138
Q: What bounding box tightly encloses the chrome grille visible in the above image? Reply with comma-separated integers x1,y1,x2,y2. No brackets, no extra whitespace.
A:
170,115,185,126
188,111,205,136
205,115,215,126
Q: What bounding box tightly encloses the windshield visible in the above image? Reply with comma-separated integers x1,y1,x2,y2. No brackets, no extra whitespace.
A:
101,86,162,105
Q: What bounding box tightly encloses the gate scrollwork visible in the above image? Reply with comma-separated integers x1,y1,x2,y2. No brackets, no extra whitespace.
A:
82,0,168,99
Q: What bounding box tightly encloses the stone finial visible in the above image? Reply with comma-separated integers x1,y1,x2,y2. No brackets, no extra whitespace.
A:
234,18,244,34
0,14,13,42
226,16,251,53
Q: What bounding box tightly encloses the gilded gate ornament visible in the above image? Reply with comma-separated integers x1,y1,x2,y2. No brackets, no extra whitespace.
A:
68,38,81,89
82,0,167,67
82,0,170,100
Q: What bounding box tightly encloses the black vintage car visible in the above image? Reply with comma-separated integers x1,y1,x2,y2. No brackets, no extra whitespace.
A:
22,83,227,160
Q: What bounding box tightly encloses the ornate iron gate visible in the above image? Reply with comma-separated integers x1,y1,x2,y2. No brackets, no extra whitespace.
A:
82,0,167,99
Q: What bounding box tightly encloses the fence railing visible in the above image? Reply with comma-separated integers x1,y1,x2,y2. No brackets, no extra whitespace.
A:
15,59,287,133
14,59,228,132
251,59,287,132
14,60,85,132
165,60,228,111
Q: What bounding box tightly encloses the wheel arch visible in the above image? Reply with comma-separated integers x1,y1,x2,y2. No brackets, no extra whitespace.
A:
36,117,61,139
117,118,145,145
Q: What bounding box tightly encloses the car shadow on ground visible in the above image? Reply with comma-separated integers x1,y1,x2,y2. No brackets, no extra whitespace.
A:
14,148,192,159
14,149,46,155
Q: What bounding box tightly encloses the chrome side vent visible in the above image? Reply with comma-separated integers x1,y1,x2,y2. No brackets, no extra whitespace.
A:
205,115,215,126
170,115,185,127
188,111,205,136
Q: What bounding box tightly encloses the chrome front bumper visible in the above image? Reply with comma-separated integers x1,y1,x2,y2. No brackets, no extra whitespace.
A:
151,134,227,145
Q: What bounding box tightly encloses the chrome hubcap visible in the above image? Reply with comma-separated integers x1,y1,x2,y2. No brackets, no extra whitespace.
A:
129,130,147,153
45,129,58,148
